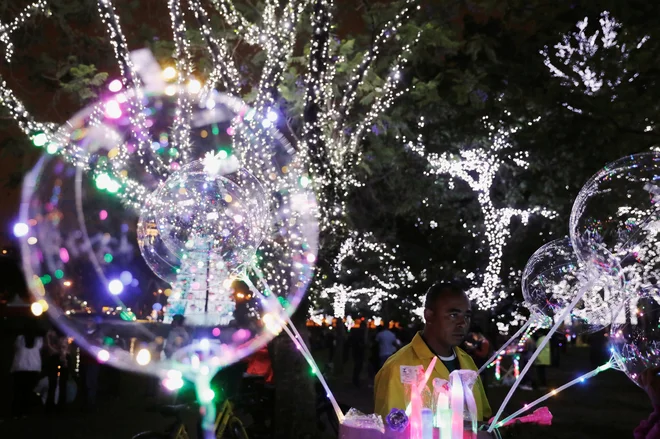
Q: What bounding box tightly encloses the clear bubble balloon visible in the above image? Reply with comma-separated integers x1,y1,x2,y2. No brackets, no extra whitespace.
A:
522,237,623,334
138,160,269,283
19,87,318,381
610,289,660,386
570,152,660,295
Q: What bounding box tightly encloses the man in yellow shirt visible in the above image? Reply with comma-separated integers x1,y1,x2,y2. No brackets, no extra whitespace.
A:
374,282,492,422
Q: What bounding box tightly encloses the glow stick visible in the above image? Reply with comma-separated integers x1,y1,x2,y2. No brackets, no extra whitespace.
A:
422,408,434,439
450,372,464,439
433,378,449,427
493,360,612,429
410,382,423,439
488,280,592,432
478,319,532,374
405,356,438,416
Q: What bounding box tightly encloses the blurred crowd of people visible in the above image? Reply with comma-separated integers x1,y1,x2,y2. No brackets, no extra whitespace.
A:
7,323,122,419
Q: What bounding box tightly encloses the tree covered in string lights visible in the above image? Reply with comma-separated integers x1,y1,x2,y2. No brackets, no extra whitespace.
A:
0,0,427,324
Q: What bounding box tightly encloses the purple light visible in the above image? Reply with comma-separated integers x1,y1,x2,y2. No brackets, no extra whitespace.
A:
59,247,70,263
104,100,122,119
97,349,110,363
119,271,133,285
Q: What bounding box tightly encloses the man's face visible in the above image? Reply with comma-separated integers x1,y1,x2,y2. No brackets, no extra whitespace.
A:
424,292,472,348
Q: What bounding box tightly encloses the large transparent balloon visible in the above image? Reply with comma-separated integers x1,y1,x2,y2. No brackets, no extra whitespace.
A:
18,87,318,381
522,237,623,334
610,289,660,386
570,152,660,297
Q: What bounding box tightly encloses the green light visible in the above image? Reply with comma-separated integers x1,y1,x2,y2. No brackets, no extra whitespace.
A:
200,388,215,403
299,175,310,188
168,148,179,157
32,133,48,147
95,173,121,193
106,179,121,193
95,173,111,190
46,143,59,155
104,253,113,263
218,150,229,159
211,124,219,135
54,269,64,279
41,274,52,285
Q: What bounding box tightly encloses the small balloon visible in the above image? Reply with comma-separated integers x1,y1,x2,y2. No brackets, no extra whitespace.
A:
522,237,623,334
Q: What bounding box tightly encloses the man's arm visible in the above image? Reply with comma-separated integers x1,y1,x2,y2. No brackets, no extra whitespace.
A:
374,363,406,420
475,374,492,419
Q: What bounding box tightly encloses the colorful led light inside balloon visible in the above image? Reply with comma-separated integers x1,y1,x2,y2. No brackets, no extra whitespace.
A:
108,279,124,295
13,222,29,237
97,349,110,363
108,79,122,92
30,302,43,316
136,348,151,366
104,100,122,119
119,270,133,285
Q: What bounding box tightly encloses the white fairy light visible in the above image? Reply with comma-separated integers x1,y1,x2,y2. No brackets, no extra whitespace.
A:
1,0,422,320
405,116,558,310
541,11,649,101
318,230,416,318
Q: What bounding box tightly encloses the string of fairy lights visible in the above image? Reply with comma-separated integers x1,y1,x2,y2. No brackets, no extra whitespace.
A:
319,230,417,318
4,0,431,322
541,11,649,111
404,116,558,311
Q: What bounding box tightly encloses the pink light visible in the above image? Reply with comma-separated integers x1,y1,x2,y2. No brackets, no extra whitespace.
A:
226,126,235,135
105,100,122,119
232,329,251,342
59,247,70,263
212,327,221,337
170,162,180,171
99,210,108,220
108,79,122,92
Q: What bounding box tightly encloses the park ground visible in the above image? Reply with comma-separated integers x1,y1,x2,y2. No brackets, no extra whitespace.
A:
0,345,650,439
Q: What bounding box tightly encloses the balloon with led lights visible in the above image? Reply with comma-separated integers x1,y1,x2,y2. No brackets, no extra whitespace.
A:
570,152,660,294
522,237,624,334
18,85,318,382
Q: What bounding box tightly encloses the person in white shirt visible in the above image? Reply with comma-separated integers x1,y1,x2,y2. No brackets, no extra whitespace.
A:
11,333,43,416
375,325,401,369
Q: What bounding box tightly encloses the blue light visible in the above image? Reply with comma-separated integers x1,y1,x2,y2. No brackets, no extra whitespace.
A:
108,279,124,295
120,271,133,285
